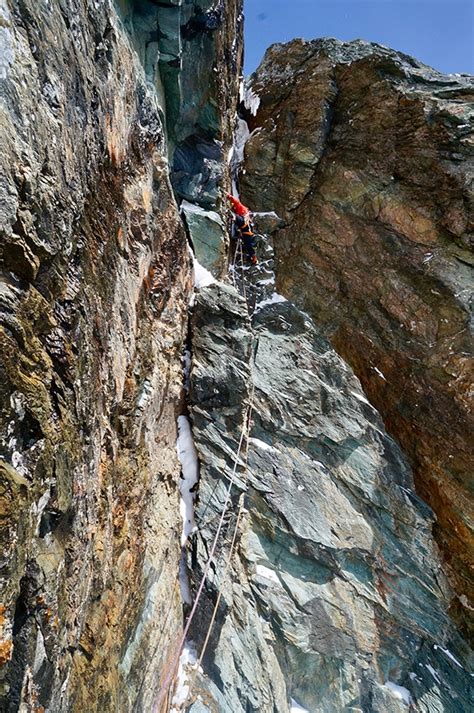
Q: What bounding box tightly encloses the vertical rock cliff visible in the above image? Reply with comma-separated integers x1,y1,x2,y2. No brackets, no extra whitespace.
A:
184,236,473,712
240,39,474,638
1,6,472,713
0,0,241,710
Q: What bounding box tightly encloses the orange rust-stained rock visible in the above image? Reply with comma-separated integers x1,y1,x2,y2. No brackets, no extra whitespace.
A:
0,640,12,667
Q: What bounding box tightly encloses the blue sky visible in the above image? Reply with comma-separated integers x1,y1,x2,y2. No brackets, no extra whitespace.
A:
244,0,474,76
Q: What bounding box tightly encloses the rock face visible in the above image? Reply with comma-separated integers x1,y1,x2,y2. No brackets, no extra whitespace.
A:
2,4,472,711
119,0,244,275
240,39,474,634
185,246,473,711
0,0,240,710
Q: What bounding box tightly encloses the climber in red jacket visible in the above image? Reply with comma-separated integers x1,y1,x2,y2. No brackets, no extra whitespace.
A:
226,193,257,264
226,193,250,218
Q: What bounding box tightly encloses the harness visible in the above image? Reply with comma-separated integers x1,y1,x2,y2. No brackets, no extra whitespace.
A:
238,218,254,238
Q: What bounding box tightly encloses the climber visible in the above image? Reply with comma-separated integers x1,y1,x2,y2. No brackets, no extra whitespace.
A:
226,193,258,265
226,192,250,219
234,213,258,265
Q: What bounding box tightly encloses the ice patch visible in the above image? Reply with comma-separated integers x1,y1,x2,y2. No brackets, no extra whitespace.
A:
176,416,199,546
233,117,250,165
384,681,412,705
178,551,192,606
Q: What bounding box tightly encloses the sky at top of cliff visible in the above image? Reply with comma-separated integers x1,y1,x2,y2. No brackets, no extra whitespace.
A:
244,0,474,76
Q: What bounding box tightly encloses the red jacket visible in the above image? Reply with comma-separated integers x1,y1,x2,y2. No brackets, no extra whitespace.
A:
226,193,250,217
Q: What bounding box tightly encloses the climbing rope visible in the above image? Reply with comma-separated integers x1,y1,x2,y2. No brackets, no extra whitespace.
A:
154,395,254,712
157,213,259,712
174,254,258,709
195,377,255,672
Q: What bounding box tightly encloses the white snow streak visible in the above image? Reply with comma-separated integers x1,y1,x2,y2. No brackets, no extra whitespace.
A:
425,664,442,684
176,415,199,546
291,698,309,712
350,390,371,406
373,366,387,381
434,645,464,669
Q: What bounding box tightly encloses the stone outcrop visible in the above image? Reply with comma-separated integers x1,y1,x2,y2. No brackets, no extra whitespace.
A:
240,39,474,635
0,0,241,710
184,242,473,711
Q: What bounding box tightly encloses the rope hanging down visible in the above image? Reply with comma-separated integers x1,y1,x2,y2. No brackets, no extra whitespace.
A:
156,233,257,711
155,400,254,711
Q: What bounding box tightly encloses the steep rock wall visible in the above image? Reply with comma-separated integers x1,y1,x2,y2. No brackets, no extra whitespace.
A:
240,39,474,636
0,0,241,709
184,258,472,712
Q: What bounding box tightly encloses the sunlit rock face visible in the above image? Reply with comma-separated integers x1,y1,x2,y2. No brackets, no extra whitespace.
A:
240,38,474,636
0,1,240,710
186,266,473,712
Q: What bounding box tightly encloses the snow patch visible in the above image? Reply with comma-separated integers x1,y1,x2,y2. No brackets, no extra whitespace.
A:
254,292,287,311
373,366,387,381
249,437,278,452
170,641,198,712
256,564,280,584
291,699,309,712
193,257,216,289
384,681,412,705
176,415,199,546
